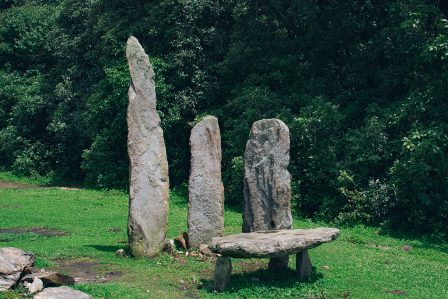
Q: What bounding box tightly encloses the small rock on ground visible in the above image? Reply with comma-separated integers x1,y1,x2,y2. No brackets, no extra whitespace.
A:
27,277,44,294
34,286,92,299
115,249,125,257
199,244,214,257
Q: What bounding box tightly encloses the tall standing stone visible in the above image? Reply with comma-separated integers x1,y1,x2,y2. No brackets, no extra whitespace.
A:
188,116,224,248
243,118,292,270
126,36,169,258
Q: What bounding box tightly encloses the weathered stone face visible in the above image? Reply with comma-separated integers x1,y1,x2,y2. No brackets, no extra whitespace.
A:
188,116,224,248
243,118,292,233
126,36,169,258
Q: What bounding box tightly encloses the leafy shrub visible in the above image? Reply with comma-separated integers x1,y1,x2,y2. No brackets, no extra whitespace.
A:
389,125,448,237
12,142,49,177
290,98,343,217
336,170,397,225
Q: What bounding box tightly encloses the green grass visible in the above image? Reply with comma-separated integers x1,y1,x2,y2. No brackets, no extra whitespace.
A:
0,174,447,298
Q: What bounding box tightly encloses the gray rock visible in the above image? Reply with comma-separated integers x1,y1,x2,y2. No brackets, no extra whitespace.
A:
243,118,292,232
296,250,312,279
243,119,292,270
34,286,92,299
209,228,340,258
199,244,214,257
0,247,35,291
27,277,44,294
126,36,169,258
115,249,125,257
213,256,231,292
188,116,224,248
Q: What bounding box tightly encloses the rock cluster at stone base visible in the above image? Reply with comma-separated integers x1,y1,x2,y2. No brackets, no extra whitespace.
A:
1,247,91,298
0,247,35,291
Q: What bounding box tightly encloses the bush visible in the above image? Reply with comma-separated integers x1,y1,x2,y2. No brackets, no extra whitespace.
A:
336,170,397,225
389,125,448,236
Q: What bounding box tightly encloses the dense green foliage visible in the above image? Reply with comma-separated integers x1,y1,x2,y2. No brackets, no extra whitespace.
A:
0,1,447,239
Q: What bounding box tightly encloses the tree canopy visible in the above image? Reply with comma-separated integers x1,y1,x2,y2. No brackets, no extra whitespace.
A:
1,0,447,239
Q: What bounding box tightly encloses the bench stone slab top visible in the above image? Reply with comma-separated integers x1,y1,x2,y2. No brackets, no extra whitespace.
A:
209,228,340,258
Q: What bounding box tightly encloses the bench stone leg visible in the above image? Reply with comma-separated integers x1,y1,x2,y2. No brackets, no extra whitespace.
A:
296,250,312,279
268,255,289,272
213,256,232,291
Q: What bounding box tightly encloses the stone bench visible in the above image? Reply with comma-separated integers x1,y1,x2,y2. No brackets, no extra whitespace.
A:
209,227,340,291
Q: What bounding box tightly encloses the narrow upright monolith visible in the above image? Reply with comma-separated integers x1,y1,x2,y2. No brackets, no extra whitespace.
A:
126,36,169,258
188,116,224,248
243,118,292,270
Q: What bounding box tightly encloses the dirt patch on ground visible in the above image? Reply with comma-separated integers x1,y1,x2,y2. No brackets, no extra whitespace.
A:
385,289,407,295
53,258,123,284
0,227,68,237
236,260,267,273
366,243,391,250
0,181,39,189
0,204,21,209
107,227,122,233
59,187,81,191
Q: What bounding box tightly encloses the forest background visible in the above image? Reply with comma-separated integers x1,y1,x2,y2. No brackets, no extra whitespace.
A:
0,0,447,240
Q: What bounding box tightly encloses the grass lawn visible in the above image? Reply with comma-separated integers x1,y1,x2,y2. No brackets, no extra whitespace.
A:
0,173,447,299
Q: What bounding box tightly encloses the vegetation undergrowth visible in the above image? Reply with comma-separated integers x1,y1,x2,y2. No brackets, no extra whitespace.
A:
0,176,447,298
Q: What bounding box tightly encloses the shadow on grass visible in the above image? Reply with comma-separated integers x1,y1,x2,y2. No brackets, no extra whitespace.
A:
224,202,244,214
201,267,323,294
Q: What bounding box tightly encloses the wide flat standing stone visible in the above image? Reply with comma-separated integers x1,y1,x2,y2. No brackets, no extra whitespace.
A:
243,119,292,232
243,119,292,270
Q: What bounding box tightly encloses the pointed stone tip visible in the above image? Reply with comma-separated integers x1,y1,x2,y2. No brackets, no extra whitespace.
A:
126,36,146,59
197,115,218,125
127,36,139,46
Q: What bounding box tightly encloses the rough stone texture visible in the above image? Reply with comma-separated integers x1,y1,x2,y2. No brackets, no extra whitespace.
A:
296,250,312,279
199,244,214,257
22,272,75,286
209,228,340,258
243,118,292,232
0,247,35,291
34,286,92,299
126,36,169,258
213,256,232,292
188,116,224,248
27,277,44,294
242,118,292,270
